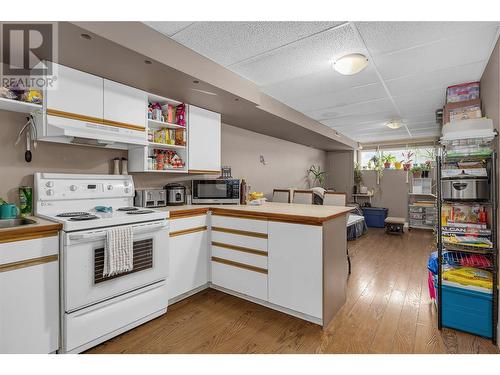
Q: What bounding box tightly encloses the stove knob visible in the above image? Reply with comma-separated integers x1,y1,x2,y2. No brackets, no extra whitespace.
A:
124,188,131,194
46,181,54,187
70,185,78,191
124,181,130,187
46,189,54,196
107,185,113,191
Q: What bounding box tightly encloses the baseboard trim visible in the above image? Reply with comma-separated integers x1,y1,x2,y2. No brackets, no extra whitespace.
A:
168,284,210,305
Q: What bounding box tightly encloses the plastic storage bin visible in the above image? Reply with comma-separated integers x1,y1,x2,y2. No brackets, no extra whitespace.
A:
440,283,493,338
362,207,388,228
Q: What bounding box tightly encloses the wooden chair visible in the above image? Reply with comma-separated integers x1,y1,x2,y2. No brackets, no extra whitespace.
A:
272,189,291,203
323,191,347,206
292,190,314,204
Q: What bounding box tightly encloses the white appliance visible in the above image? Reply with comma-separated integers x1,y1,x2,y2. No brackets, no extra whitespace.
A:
34,173,169,353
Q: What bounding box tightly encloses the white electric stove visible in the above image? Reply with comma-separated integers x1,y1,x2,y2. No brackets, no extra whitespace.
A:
34,173,169,354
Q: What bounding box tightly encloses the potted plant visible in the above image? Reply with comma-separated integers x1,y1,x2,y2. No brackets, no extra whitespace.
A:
420,162,430,178
402,151,414,171
394,160,403,169
370,154,384,184
354,162,363,193
382,153,396,169
308,165,326,188
410,165,422,178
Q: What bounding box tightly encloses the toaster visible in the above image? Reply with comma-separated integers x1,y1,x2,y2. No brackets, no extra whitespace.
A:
134,188,167,208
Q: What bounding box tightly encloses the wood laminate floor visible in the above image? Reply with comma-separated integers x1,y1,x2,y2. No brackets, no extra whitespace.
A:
87,228,499,354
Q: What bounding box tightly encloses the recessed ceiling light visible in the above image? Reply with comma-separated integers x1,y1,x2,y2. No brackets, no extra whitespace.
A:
193,80,200,84
235,98,239,101
144,60,152,65
386,120,403,129
333,53,368,75
80,33,92,40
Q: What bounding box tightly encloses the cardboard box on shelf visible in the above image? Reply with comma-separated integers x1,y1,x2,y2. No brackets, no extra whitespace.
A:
443,98,481,124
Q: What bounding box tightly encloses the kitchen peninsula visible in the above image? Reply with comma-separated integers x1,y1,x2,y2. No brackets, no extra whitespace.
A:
164,202,353,328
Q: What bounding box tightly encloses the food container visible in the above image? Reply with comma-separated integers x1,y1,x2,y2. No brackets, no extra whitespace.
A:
441,178,489,201
446,82,480,103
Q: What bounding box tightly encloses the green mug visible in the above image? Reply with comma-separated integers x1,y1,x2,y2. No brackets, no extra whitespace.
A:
0,204,20,219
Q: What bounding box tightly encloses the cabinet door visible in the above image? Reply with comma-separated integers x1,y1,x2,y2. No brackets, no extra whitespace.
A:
169,229,209,300
268,222,322,319
0,261,59,353
46,62,103,119
188,105,221,173
103,79,147,129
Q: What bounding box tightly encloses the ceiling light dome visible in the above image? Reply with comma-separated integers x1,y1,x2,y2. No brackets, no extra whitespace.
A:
386,120,403,129
333,53,369,75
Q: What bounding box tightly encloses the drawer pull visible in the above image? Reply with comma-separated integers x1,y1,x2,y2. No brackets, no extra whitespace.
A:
0,254,58,273
211,256,268,274
211,226,268,239
170,226,207,237
211,241,267,257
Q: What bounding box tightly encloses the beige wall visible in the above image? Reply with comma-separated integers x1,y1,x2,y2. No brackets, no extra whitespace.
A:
220,123,326,199
325,151,354,201
360,170,409,219
0,112,325,203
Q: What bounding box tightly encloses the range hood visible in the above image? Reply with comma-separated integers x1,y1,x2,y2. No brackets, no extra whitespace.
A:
35,112,147,150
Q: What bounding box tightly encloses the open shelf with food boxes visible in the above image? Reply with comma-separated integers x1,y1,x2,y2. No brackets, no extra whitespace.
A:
435,88,498,342
129,94,189,173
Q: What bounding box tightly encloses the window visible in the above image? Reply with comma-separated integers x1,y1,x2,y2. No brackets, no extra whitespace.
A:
359,146,437,169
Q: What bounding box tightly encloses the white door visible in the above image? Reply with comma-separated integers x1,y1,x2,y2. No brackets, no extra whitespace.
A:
103,79,147,129
46,62,103,119
268,222,323,319
0,261,59,353
188,105,221,173
169,230,209,300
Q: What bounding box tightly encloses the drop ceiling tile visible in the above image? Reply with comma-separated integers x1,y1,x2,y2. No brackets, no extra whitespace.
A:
306,98,394,121
373,25,499,80
322,111,398,128
144,21,195,37
169,22,344,67
385,60,485,97
356,22,498,56
262,64,380,102
279,82,387,113
230,24,365,86
394,88,445,116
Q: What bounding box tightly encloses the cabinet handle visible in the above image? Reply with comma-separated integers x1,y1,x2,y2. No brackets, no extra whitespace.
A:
170,226,207,237
0,254,58,273
211,256,267,274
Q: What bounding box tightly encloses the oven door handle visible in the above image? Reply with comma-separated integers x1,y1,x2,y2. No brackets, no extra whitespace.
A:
68,221,169,241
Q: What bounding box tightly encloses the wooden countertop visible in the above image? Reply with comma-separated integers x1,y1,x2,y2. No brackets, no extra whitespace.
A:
0,216,62,244
162,202,353,225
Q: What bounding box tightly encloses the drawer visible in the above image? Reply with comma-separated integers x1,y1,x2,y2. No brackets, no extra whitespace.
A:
169,215,208,236
211,215,267,235
0,235,59,264
211,230,267,252
211,259,268,301
212,243,267,269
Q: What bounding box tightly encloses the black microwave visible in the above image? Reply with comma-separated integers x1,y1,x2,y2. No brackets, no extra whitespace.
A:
191,179,240,204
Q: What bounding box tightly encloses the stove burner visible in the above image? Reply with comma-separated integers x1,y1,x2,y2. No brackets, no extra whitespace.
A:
57,212,91,218
69,215,99,221
126,210,155,215
117,207,139,212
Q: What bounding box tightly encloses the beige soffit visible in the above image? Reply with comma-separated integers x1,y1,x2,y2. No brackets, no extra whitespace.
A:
70,21,356,151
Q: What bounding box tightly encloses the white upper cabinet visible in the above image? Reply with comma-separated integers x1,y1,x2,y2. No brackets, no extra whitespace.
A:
103,79,147,129
188,105,221,173
45,62,103,119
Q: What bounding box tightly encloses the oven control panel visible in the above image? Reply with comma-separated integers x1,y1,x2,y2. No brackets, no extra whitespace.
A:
35,173,134,201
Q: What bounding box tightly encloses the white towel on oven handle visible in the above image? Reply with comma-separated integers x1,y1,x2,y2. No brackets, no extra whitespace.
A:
103,226,133,277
